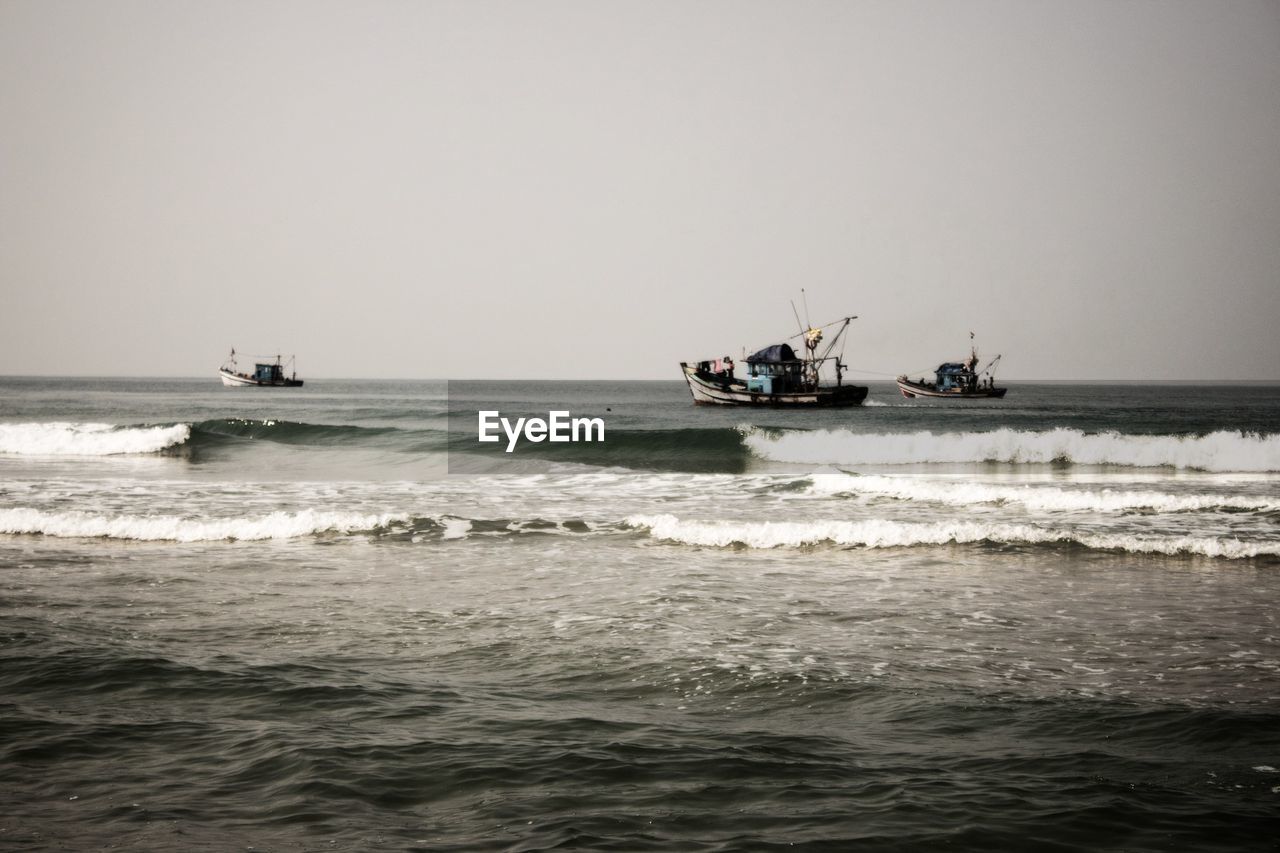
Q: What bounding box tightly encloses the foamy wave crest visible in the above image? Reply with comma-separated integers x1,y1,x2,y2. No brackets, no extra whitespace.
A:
0,507,399,542
744,427,1280,472
808,473,1280,513
626,514,1280,559
0,422,191,456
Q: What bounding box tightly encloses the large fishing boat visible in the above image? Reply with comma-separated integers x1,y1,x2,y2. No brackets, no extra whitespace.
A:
896,340,1004,399
218,349,304,387
681,312,868,407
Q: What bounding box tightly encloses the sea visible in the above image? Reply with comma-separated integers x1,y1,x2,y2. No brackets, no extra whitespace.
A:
2,377,1278,851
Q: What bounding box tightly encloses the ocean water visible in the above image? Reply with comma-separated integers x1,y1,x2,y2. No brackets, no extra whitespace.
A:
2,377,1278,851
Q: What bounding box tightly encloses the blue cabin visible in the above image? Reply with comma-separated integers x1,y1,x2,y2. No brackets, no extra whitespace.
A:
935,362,976,391
746,343,805,393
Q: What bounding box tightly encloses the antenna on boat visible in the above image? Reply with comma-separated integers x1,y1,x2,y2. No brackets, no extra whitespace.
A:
790,299,805,339
837,325,850,386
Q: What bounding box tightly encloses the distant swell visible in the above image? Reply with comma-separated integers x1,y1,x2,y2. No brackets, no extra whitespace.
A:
190,418,404,446
0,508,400,542
626,514,1280,560
0,422,190,456
744,427,1280,473
452,427,750,473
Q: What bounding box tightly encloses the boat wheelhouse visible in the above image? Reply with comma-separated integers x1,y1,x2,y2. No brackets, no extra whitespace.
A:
681,314,868,407
219,349,304,387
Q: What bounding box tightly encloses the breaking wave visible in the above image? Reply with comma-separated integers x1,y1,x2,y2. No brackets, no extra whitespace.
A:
0,507,401,542
8,499,1277,559
0,422,191,456
0,508,609,543
626,514,1280,559
744,427,1280,472
807,473,1280,513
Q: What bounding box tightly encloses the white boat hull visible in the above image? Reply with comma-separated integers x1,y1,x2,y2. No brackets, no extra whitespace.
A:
220,370,258,386
219,369,302,387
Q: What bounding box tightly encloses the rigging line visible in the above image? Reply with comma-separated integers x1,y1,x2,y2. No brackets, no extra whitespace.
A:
840,368,902,377
842,366,939,378
816,317,852,365
782,315,858,343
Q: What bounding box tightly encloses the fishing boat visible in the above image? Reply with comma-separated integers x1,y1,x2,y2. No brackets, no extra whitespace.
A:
681,312,868,407
218,349,304,387
896,339,1004,399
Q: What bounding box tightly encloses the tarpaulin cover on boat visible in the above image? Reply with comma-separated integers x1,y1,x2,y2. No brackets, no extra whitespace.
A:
747,343,799,363
936,363,969,374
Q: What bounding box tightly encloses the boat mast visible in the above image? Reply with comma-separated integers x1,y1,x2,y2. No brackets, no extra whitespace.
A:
783,312,858,390
790,298,816,390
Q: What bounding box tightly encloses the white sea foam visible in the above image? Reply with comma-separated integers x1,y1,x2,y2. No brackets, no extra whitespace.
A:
626,514,1280,559
0,422,191,456
0,507,399,542
744,427,1280,472
807,473,1280,513
441,518,473,540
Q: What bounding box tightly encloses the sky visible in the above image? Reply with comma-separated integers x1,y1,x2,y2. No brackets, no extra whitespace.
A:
2,0,1278,380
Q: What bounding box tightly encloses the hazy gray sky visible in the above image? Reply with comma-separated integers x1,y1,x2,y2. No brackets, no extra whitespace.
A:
2,0,1278,379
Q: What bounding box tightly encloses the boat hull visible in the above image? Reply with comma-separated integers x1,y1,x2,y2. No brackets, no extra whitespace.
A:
682,364,867,406
219,369,303,387
896,378,1005,399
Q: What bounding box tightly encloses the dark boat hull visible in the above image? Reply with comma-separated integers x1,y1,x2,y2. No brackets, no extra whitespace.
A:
682,363,867,406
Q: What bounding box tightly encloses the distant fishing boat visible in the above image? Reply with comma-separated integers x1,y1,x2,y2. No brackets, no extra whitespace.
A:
218,349,303,387
681,307,868,407
897,338,1004,399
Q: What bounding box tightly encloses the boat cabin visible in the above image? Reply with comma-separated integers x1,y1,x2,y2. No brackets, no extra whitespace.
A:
935,363,977,392
745,343,806,394
254,362,287,383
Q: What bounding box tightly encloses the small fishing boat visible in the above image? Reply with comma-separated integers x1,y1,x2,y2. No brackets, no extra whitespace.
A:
897,340,1004,399
681,311,868,407
218,349,304,387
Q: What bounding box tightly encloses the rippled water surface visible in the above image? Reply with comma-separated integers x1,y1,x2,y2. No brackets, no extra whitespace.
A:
2,378,1278,850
